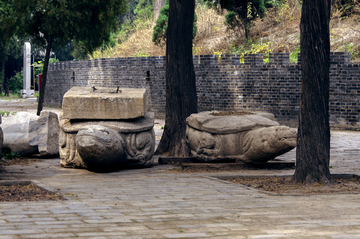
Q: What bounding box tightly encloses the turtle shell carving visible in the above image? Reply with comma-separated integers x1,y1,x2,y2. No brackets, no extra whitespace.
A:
186,111,297,164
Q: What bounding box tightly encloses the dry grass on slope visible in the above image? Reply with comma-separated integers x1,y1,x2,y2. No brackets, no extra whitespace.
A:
92,0,360,61
250,2,301,54
92,6,229,58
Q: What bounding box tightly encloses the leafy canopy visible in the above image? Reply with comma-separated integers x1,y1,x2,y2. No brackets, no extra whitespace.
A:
0,0,17,50
204,0,266,39
14,0,127,55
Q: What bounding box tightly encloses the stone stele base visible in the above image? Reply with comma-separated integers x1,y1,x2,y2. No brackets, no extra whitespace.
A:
62,87,146,120
60,87,155,171
186,111,297,164
59,112,155,171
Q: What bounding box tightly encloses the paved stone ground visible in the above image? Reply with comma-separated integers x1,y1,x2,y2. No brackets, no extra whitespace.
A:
1,101,360,238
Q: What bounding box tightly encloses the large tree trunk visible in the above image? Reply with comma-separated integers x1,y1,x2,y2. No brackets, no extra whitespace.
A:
155,0,198,157
292,0,331,184
152,0,166,23
37,35,54,116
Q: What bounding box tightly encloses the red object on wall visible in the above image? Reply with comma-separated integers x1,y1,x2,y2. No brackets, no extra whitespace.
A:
39,74,42,92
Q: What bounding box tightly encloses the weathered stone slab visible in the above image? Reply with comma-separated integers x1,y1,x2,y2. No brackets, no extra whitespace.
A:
2,112,39,155
2,111,60,156
29,111,60,156
62,87,146,120
60,112,154,133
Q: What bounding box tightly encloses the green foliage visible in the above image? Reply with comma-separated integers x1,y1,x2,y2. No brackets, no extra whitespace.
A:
0,110,16,116
212,49,223,62
2,148,20,160
14,0,128,56
11,0,128,114
152,0,197,46
152,0,170,46
333,0,359,17
264,0,282,8
90,0,154,56
0,35,25,96
8,71,23,95
134,0,154,21
133,49,149,57
32,58,59,82
52,41,75,61
231,41,274,62
72,41,89,60
225,11,240,30
0,71,4,90
337,41,360,61
275,0,298,26
290,45,300,63
205,0,266,39
0,0,17,50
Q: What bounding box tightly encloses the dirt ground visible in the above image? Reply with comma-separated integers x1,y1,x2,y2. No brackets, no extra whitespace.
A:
0,157,65,202
225,175,360,194
167,165,360,194
0,182,65,202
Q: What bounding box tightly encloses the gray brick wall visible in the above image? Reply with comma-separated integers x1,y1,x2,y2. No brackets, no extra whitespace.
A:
45,52,360,129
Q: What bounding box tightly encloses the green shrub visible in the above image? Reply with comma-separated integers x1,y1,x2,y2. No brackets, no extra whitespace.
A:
152,0,197,46
2,148,20,160
8,71,23,95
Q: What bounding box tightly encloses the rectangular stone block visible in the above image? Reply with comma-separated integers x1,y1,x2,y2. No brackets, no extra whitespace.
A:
62,87,146,120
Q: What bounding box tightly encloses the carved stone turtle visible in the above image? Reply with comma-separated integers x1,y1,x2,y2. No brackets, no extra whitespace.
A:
59,112,155,171
186,111,297,164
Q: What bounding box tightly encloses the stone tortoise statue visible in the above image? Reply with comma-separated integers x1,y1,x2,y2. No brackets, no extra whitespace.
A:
186,111,297,164
59,112,155,171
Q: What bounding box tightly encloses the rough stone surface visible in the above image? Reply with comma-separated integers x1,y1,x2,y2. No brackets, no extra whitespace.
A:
62,87,146,120
186,111,278,134
2,112,39,155
60,112,155,170
2,111,59,156
29,111,60,156
186,111,297,163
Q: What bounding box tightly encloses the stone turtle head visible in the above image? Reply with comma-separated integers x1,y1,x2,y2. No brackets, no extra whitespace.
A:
76,125,125,170
242,126,297,164
256,126,297,150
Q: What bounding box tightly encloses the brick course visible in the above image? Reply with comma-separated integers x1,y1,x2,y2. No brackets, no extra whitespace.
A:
45,52,360,129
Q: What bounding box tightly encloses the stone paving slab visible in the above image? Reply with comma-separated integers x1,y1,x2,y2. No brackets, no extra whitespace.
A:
0,130,360,238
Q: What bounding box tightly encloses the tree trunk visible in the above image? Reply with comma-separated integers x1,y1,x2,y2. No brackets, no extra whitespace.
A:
37,35,54,116
244,18,249,41
292,0,331,184
152,0,166,23
155,0,198,157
